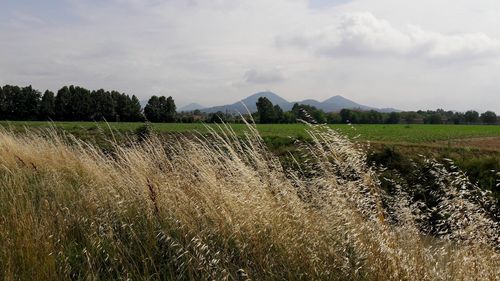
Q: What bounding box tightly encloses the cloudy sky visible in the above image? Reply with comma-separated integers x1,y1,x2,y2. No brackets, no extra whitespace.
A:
1,0,500,112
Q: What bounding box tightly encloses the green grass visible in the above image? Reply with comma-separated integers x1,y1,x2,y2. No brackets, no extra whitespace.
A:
1,121,500,144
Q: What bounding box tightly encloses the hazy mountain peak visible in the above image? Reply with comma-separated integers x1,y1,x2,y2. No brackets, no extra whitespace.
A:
201,92,397,113
180,103,205,112
323,95,350,103
241,91,289,104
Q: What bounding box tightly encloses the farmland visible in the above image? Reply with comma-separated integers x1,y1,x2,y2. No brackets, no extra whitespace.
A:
2,121,500,148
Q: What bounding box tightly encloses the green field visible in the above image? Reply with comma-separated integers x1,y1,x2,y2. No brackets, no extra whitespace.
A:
1,121,500,144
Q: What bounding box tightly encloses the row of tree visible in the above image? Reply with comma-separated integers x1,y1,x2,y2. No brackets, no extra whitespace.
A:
252,97,498,125
336,109,499,125
0,85,144,121
1,85,498,125
0,85,179,123
177,103,499,125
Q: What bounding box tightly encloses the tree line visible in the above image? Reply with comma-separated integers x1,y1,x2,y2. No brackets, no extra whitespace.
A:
1,84,498,125
0,84,178,123
178,97,498,125
251,97,498,125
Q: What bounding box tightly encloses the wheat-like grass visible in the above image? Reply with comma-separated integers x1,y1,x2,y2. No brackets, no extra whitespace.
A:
0,124,498,280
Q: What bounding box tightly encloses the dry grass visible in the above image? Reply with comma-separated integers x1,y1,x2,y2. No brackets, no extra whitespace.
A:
0,123,498,280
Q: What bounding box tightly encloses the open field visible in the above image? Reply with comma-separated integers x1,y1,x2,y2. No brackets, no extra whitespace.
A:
2,121,500,147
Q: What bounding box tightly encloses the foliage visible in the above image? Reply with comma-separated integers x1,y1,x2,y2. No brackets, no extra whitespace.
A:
0,84,144,122
39,90,56,120
481,111,498,125
144,95,176,123
1,84,499,126
465,110,480,123
135,122,153,141
256,96,276,123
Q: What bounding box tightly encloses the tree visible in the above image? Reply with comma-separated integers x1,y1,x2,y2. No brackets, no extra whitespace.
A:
386,112,400,124
450,112,465,125
0,86,6,119
256,97,276,124
90,89,115,121
71,86,92,121
129,95,144,122
144,96,161,122
291,103,326,124
39,90,55,120
55,86,71,120
464,110,479,124
401,111,419,124
114,92,129,122
15,86,41,120
164,96,177,122
158,96,169,121
327,112,342,124
340,109,354,123
209,111,226,123
1,85,20,120
311,108,327,124
144,95,176,123
361,110,383,124
424,113,442,124
2,84,147,122
273,105,284,123
481,111,497,124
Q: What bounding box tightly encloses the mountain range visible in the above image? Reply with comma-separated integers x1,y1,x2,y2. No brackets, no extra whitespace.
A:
179,91,399,113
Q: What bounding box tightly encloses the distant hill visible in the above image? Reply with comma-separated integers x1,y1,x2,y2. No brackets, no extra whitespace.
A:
202,91,292,113
319,95,374,112
180,103,205,112
201,92,398,113
379,108,401,113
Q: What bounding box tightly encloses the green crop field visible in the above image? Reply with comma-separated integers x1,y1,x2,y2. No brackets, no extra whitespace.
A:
1,121,500,144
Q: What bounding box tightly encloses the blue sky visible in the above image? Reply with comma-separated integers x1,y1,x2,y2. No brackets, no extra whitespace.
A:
0,0,76,25
1,0,500,112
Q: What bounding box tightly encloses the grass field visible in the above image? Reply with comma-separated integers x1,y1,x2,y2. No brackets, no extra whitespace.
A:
2,121,500,144
1,123,498,280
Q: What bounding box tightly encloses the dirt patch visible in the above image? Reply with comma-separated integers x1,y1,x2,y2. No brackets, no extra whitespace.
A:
444,137,500,151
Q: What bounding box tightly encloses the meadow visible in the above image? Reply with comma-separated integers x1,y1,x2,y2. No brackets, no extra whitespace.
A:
2,121,500,145
0,123,498,280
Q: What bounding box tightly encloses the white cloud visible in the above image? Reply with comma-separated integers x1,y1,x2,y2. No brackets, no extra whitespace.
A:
280,12,500,62
1,0,500,112
244,68,284,84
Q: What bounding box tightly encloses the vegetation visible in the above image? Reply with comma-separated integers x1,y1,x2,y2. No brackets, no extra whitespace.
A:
0,124,498,280
2,84,499,125
1,85,144,122
219,97,499,125
2,121,500,145
144,96,177,123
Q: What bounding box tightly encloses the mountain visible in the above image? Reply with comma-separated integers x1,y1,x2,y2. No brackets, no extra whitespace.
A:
202,91,292,113
200,91,398,113
297,99,323,109
379,108,402,113
180,103,205,112
315,95,375,112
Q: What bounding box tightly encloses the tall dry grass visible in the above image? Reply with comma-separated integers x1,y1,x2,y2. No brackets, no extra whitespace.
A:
0,123,498,280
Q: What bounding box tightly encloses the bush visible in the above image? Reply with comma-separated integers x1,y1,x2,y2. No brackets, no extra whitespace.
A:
135,122,152,141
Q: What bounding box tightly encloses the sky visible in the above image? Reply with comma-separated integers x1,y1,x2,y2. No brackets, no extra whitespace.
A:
1,0,500,112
